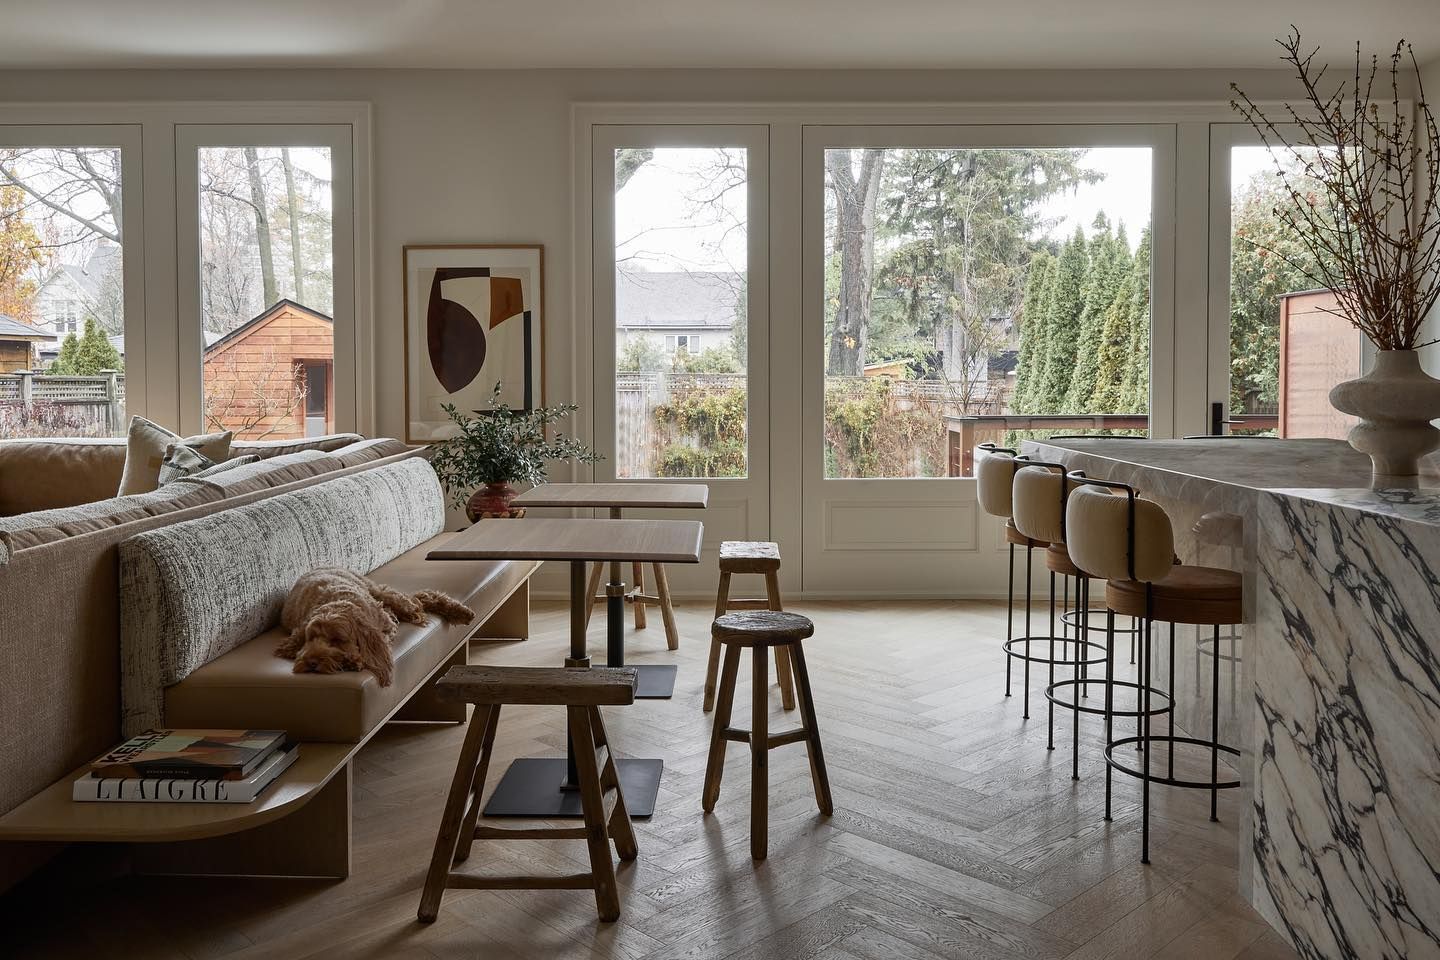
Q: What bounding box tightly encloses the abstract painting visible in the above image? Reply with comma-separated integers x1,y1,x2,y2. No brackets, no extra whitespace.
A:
403,244,544,442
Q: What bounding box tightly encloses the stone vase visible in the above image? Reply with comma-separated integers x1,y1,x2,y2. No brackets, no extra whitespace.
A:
465,481,519,521
1329,349,1440,476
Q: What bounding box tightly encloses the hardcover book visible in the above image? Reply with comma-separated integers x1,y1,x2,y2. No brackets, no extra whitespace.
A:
89,729,287,781
74,744,299,803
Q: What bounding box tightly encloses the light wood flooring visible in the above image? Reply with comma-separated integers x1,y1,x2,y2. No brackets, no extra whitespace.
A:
3,599,1298,960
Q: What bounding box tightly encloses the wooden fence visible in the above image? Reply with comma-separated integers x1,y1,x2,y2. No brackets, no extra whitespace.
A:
0,370,126,437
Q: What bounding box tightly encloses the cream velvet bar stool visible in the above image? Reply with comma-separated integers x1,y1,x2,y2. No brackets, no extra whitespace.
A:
1010,458,1109,773
976,444,1053,720
1064,476,1242,864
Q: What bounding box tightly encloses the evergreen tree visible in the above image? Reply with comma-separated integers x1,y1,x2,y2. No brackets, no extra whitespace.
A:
1119,231,1153,414
1035,228,1088,412
1011,252,1054,413
50,331,81,374
52,317,123,375
1064,217,1131,412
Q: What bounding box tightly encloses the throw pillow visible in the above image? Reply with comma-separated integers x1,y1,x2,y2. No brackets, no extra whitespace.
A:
157,444,216,485
117,416,233,496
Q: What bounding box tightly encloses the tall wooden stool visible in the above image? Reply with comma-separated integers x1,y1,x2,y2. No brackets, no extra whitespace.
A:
703,541,796,712
418,666,640,924
702,611,832,861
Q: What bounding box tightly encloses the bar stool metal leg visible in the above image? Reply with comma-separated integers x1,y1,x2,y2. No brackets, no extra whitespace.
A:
1005,541,1016,697
1047,570,1056,749
1141,584,1153,865
1104,608,1115,821
1211,624,1221,822
1023,543,1033,720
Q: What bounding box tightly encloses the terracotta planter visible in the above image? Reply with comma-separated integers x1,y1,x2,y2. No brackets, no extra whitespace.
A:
465,482,520,521
1329,349,1440,476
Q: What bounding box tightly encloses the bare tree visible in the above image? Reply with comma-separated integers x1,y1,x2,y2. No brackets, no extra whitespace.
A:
242,147,278,308
281,148,306,304
203,347,306,440
826,148,886,376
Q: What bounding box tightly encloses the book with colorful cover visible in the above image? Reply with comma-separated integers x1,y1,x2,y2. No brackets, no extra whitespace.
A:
74,743,299,803
89,729,287,781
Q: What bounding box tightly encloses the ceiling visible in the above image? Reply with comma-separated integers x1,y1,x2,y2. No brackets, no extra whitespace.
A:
2,0,1437,71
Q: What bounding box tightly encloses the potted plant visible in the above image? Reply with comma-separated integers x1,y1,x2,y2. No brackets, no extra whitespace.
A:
428,382,602,521
1232,30,1440,475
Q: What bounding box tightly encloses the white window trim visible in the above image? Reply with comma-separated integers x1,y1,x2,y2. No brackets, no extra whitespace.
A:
0,102,374,435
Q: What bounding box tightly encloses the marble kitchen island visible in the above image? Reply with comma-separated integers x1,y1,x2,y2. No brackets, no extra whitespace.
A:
1025,437,1440,960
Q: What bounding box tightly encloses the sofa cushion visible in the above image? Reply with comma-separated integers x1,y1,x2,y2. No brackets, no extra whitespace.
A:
0,438,128,515
0,482,224,561
232,433,363,459
119,456,447,735
331,437,411,467
118,416,232,496
165,538,537,741
181,450,343,497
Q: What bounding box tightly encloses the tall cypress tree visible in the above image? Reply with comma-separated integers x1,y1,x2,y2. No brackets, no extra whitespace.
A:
1036,228,1089,413
1011,252,1054,413
1064,217,1131,412
1119,230,1153,415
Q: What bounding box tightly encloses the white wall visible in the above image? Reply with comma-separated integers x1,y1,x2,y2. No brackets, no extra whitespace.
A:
0,67,1321,437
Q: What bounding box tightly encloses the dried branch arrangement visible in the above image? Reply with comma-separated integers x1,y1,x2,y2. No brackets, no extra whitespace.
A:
1231,28,1440,350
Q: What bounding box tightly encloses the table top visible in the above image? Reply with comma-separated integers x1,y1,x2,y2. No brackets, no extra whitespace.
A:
513,482,709,510
428,517,704,563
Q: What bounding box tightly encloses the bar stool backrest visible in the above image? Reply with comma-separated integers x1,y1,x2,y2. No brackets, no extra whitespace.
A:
975,444,1019,519
1065,479,1175,583
1011,459,1070,544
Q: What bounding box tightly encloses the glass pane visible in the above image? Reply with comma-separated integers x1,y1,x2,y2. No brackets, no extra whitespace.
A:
0,146,126,439
823,147,1153,478
1228,145,1357,438
614,146,748,478
199,145,333,440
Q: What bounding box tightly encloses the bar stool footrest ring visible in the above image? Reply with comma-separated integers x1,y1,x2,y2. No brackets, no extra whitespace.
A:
1044,678,1172,718
1103,734,1241,790
1003,637,1106,668
1060,609,1142,636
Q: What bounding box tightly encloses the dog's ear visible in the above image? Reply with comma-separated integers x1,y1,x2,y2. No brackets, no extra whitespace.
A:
356,624,395,687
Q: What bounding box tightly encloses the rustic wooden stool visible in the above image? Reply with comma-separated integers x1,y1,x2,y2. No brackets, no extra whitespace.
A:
704,541,795,713
702,611,832,861
417,666,640,924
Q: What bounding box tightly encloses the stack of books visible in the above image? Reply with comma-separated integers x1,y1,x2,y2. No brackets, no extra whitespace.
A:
74,729,298,803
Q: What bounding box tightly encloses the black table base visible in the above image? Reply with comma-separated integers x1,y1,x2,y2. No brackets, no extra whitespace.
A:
482,757,664,818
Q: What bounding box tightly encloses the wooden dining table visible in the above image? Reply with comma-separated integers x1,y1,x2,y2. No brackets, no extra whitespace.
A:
428,517,703,818
512,482,709,699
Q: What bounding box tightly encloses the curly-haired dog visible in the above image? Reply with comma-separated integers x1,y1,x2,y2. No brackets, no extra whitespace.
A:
275,567,475,686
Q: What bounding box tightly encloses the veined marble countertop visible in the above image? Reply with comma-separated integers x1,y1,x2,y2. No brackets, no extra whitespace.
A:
1032,436,1440,525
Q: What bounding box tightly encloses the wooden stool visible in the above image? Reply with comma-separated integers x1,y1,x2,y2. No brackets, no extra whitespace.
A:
702,611,832,861
417,666,640,924
703,541,795,712
583,560,680,650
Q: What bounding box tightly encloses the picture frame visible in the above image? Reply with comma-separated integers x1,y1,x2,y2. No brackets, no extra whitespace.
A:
402,243,545,443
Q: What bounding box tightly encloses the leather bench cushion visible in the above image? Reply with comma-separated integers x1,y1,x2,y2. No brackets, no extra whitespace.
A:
165,537,539,742
0,438,128,515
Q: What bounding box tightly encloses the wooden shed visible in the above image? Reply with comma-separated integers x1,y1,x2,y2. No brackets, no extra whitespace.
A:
1278,289,1361,440
202,299,333,441
0,315,57,373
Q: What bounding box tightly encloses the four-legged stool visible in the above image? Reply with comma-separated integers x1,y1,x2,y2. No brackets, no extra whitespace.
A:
704,541,796,713
702,610,832,860
418,665,640,923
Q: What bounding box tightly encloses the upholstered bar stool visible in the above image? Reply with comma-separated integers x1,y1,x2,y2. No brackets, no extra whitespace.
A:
1064,477,1242,864
976,444,1054,720
703,541,796,713
702,611,831,861
1010,459,1110,774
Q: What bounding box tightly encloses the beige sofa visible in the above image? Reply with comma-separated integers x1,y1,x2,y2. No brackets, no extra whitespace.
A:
0,434,527,886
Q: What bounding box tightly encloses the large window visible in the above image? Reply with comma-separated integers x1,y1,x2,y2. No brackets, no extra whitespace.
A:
1226,144,1358,438
613,146,749,479
821,146,1153,478
0,145,127,439
195,145,335,440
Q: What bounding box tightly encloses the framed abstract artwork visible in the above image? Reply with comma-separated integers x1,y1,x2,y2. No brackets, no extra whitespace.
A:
402,244,545,443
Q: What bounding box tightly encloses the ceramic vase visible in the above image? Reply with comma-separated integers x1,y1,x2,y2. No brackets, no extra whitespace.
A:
1329,350,1440,476
465,481,519,521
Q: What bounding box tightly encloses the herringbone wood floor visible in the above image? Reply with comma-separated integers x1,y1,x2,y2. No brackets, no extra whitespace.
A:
4,599,1298,960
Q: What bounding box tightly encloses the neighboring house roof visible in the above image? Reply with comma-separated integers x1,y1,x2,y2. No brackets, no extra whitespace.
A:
615,269,742,331
36,243,121,303
0,314,58,342
205,298,333,355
